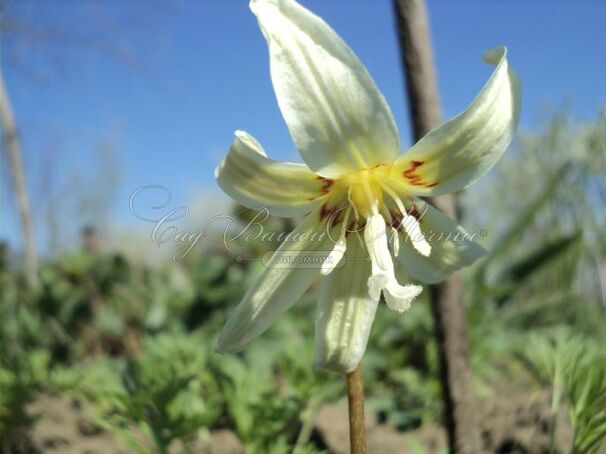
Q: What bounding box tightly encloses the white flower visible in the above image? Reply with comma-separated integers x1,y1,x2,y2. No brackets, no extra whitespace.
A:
214,0,521,374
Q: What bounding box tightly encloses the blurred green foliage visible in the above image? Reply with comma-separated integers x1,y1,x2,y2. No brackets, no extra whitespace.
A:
0,110,605,452
518,333,606,453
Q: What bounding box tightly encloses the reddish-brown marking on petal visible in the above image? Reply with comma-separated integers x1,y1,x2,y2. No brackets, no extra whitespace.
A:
320,204,345,230
404,159,424,172
425,182,437,188
331,208,344,226
345,220,355,236
345,221,355,237
319,203,334,220
370,163,387,170
345,219,366,236
309,176,334,201
410,180,427,186
316,176,334,192
402,160,425,182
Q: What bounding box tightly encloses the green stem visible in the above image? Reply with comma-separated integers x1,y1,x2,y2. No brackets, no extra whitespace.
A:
549,360,562,454
293,395,322,453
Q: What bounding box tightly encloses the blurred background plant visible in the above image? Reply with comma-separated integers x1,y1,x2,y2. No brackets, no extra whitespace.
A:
0,108,605,452
1,0,605,450
517,333,606,454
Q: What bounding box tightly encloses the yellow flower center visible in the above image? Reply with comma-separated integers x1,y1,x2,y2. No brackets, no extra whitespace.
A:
336,165,391,217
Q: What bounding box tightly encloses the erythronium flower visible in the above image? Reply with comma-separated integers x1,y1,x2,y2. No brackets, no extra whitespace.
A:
214,0,521,374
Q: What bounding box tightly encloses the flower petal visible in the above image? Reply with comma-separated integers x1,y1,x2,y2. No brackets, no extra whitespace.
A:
216,131,329,217
250,0,400,178
392,47,521,195
365,212,423,312
396,198,487,284
314,234,377,374
216,213,336,353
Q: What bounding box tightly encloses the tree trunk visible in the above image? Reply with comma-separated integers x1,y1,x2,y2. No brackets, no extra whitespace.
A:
0,71,39,288
392,1,482,452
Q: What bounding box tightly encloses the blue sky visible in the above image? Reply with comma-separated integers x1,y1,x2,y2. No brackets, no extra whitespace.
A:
2,0,605,253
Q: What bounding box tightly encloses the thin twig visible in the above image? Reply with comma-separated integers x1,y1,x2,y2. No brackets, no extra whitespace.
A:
0,71,38,288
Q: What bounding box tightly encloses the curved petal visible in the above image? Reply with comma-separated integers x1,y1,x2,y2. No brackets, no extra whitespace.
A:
216,212,337,353
314,234,377,374
364,212,423,312
391,47,521,196
251,0,400,178
395,198,486,284
216,131,329,217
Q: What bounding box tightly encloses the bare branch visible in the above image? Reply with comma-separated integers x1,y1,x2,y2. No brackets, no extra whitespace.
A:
393,0,482,451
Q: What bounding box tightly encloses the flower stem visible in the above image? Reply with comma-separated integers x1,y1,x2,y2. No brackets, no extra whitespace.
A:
346,364,366,454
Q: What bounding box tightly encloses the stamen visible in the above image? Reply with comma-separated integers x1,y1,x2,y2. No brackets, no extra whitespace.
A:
364,212,423,311
379,183,407,217
347,185,360,220
379,183,431,257
321,208,351,276
380,206,400,257
390,226,400,257
401,212,431,257
361,180,380,217
362,180,376,206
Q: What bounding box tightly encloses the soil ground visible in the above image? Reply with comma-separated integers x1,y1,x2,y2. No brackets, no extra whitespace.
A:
19,384,575,454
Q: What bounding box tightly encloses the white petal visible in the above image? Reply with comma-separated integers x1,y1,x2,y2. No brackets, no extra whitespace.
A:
250,0,399,178
364,212,423,311
392,47,521,195
215,212,337,353
314,234,377,374
216,131,328,217
383,284,422,313
396,198,487,284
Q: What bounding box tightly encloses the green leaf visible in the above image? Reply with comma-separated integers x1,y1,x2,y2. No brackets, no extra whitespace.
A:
474,163,569,287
